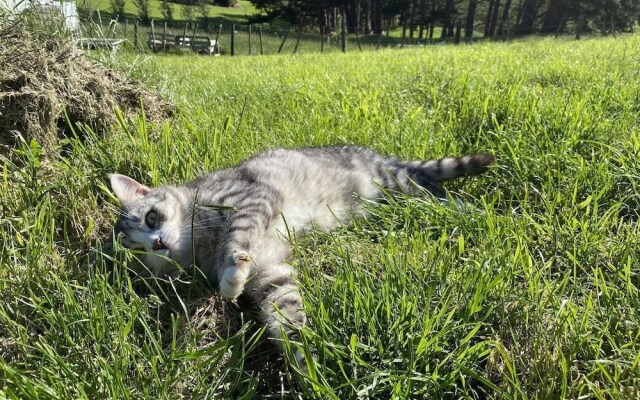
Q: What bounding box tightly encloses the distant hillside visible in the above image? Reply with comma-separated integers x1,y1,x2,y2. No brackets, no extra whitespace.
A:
77,0,260,23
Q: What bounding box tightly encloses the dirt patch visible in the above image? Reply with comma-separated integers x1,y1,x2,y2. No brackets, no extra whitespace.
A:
0,20,174,154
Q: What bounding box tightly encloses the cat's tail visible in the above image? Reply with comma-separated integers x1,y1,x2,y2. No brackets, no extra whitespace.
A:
402,153,495,182
387,153,495,196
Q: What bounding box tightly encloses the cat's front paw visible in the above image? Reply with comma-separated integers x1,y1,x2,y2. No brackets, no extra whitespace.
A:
219,251,252,300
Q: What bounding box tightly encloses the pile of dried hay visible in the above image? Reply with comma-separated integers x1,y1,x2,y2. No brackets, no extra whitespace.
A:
0,19,174,153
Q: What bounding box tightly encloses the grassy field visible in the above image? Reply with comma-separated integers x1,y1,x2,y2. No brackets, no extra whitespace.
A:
2,35,640,398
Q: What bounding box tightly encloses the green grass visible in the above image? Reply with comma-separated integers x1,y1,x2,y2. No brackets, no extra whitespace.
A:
2,35,640,398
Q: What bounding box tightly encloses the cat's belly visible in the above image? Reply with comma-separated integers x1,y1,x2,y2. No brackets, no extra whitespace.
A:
259,155,380,238
272,178,379,235
270,197,350,238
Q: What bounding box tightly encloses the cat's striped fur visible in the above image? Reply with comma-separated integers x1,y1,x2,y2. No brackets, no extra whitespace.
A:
108,146,494,356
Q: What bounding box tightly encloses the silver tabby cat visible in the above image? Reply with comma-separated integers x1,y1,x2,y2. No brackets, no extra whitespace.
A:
109,146,493,352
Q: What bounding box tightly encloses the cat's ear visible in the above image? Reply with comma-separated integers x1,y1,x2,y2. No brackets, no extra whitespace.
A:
108,174,150,206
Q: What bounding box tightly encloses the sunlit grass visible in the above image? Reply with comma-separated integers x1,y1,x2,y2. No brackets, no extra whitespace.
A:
1,35,640,398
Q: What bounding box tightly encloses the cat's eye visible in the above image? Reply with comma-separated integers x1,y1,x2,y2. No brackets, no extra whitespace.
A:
145,210,159,228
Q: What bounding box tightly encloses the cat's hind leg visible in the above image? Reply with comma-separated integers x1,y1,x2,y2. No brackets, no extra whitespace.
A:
255,263,306,337
243,239,307,355
254,261,308,367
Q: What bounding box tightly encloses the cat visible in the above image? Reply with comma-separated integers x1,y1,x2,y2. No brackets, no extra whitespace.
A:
107,145,494,363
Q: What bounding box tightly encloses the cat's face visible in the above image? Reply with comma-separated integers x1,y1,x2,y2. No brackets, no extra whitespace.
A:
109,174,192,276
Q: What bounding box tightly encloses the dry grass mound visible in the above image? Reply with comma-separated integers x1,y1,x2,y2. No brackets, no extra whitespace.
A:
0,20,174,153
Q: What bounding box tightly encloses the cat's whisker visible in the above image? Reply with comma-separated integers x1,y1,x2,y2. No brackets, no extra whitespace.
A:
114,208,138,221
177,215,226,231
177,220,219,231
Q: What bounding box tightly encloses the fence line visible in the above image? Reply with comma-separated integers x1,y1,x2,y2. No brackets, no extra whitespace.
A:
79,13,469,56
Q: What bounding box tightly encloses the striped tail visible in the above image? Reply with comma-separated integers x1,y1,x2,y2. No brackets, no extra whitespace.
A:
407,153,495,182
388,153,494,197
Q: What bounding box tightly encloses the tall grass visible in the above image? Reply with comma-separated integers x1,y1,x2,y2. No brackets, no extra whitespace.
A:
1,35,640,398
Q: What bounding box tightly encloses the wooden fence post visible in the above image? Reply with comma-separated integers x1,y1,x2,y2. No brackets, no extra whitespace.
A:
190,22,198,50
401,12,407,48
150,19,157,52
293,25,303,53
231,24,235,56
134,19,139,50
575,13,584,39
89,12,94,37
162,21,167,52
259,24,264,54
454,20,462,44
248,24,252,55
277,29,289,53
341,7,346,53
181,23,188,48
215,24,222,55
321,25,325,53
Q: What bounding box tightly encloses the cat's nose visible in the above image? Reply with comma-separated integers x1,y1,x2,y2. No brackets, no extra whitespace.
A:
152,237,165,250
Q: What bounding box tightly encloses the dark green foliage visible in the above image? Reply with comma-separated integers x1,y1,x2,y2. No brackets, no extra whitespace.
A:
584,0,640,32
182,2,194,22
247,0,640,36
160,0,174,23
134,0,151,22
110,0,126,17
197,0,210,28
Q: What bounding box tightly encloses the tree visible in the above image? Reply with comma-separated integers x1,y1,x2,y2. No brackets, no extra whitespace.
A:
588,0,640,32
161,0,175,23
441,0,456,37
515,0,538,34
198,0,211,28
485,0,501,36
182,2,194,22
246,0,640,40
464,0,476,39
110,0,126,17
134,0,151,23
540,0,567,34
371,0,383,34
496,0,512,35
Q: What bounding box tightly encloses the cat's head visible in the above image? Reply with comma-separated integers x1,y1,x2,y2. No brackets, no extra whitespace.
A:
109,174,193,276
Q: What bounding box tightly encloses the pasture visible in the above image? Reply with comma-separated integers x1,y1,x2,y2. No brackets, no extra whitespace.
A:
1,35,639,398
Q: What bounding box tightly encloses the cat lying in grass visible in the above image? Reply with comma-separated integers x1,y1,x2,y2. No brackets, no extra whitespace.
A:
107,146,494,364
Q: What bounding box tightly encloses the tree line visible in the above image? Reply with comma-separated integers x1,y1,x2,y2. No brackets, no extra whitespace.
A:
247,0,640,39
111,0,236,26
